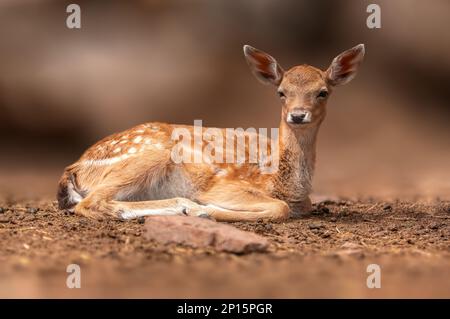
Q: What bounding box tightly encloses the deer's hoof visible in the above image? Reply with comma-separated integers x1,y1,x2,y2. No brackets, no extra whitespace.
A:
197,212,216,221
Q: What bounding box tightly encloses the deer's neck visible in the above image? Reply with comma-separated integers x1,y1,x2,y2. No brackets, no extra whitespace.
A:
270,121,320,202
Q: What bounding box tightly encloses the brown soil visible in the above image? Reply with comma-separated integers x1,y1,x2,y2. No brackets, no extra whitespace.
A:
1,197,449,298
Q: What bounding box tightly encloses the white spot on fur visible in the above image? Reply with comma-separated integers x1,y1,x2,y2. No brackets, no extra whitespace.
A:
81,153,136,166
128,147,137,154
113,147,121,153
144,138,152,144
119,140,128,144
110,140,118,145
82,157,123,166
215,169,228,177
133,136,143,143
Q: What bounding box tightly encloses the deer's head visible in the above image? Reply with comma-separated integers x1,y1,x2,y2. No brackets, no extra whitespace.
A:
244,44,365,128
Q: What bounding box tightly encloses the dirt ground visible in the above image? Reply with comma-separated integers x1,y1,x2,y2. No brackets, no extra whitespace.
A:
2,0,450,300
1,125,449,298
0,195,449,298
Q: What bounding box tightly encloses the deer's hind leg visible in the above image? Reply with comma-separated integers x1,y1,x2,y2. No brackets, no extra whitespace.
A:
73,169,208,220
71,149,206,219
74,186,207,220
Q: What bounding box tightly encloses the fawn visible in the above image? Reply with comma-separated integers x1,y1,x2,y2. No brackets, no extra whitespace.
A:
57,44,364,221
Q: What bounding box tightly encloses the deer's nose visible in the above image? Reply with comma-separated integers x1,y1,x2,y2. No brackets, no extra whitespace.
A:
290,113,306,123
287,110,311,124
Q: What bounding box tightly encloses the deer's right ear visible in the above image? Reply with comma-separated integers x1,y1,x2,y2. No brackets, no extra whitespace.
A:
243,45,284,86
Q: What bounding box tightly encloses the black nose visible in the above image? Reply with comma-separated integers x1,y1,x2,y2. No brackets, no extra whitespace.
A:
290,113,306,124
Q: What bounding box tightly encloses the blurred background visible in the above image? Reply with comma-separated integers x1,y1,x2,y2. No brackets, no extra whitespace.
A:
0,0,449,201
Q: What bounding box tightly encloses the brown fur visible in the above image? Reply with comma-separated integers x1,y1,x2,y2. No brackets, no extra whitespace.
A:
57,44,364,222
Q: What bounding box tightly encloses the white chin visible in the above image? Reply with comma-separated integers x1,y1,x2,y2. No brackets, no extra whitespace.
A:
287,120,311,125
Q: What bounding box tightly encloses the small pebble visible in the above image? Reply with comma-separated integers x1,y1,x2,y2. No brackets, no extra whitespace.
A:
308,223,322,230
321,231,331,238
24,215,36,222
27,207,38,214
340,210,349,216
429,223,440,230
78,220,88,226
0,216,9,223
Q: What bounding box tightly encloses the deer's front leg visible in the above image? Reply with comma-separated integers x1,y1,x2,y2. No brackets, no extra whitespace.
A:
194,181,290,222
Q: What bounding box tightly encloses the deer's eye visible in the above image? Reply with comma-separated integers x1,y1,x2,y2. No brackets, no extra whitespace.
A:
278,91,286,99
317,90,328,99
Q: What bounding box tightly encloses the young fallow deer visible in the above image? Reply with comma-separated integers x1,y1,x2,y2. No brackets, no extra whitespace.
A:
57,44,364,222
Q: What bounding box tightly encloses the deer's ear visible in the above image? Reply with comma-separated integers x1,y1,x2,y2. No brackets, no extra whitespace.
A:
326,44,365,86
243,45,284,86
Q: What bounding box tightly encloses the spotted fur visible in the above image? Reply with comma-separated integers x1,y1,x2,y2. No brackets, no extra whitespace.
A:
57,44,364,221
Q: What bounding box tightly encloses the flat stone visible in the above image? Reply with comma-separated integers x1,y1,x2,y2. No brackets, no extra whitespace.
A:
144,216,269,254
308,222,323,230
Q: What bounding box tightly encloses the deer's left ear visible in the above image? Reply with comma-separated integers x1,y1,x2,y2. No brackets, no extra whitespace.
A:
326,44,365,86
